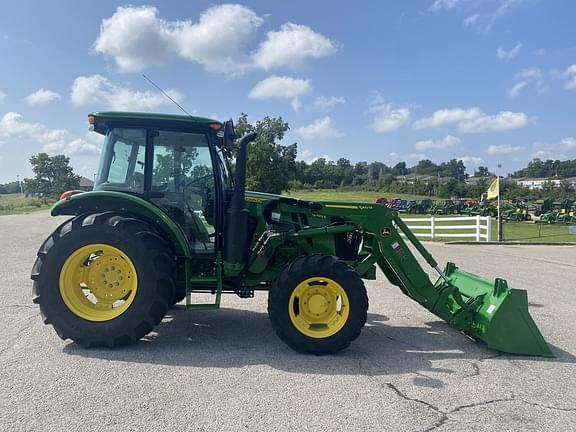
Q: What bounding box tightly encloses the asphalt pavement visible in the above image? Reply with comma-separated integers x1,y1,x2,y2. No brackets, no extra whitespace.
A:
1,211,575,432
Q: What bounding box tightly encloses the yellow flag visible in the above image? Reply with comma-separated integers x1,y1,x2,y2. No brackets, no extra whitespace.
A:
486,177,499,200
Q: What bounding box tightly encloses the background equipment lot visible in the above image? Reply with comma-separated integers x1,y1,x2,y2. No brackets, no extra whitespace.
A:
1,211,575,432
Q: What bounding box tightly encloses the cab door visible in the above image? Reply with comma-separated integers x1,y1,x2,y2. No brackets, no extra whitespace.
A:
149,129,217,254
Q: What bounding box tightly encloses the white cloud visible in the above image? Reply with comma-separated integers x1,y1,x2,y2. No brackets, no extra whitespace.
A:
508,81,529,98
459,156,484,168
413,107,529,133
295,117,344,140
413,107,482,130
94,6,178,73
429,0,462,12
516,67,542,80
486,144,524,155
508,67,543,97
314,96,345,112
71,75,183,111
463,14,480,27
389,151,428,161
94,5,334,76
253,23,336,71
496,43,522,60
459,111,528,133
25,88,62,106
530,138,576,160
560,137,576,149
94,4,262,74
531,149,567,160
0,112,44,140
174,4,263,74
248,75,312,111
0,112,100,156
369,97,410,133
43,138,101,156
563,64,576,90
461,0,526,32
494,0,522,18
0,91,6,101
299,149,333,164
415,135,461,151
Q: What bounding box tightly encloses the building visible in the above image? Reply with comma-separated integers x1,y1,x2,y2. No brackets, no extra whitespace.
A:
464,176,495,186
79,176,95,191
514,177,576,190
395,174,450,184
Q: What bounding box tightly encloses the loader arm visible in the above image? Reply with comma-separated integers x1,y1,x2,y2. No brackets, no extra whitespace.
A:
313,201,553,357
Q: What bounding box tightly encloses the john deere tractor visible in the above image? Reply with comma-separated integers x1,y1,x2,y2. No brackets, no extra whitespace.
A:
31,112,551,356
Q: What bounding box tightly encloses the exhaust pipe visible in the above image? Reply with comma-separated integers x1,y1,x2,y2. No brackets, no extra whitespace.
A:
224,132,257,267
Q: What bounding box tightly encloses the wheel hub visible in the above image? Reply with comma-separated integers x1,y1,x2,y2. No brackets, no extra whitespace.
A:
288,277,350,339
59,243,138,321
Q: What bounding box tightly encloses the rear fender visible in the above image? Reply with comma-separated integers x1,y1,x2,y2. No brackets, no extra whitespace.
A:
51,191,191,257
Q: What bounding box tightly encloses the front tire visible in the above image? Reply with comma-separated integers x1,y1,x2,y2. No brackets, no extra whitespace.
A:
268,255,368,355
31,213,176,348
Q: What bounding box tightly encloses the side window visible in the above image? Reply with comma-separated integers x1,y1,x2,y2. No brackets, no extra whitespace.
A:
151,131,216,251
96,128,146,193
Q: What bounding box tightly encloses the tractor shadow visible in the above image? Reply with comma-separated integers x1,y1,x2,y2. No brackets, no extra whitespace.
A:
63,305,575,383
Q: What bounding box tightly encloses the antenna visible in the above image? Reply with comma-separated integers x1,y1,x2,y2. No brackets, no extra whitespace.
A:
141,74,193,118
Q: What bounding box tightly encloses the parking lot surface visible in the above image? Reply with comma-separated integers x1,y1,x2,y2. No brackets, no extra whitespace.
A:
1,211,575,431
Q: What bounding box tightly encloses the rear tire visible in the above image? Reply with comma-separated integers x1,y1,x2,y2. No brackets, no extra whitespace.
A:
31,213,176,348
268,254,368,355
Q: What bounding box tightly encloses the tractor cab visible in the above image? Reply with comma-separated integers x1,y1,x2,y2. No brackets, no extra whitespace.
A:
90,112,235,255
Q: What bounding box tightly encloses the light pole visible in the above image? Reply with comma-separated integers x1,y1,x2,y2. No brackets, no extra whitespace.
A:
497,164,503,242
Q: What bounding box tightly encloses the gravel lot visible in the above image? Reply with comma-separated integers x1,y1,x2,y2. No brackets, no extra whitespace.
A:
1,211,575,432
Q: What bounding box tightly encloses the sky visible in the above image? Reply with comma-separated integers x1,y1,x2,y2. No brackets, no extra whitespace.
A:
0,0,575,183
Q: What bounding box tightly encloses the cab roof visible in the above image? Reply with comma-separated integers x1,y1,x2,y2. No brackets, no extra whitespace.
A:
91,111,221,125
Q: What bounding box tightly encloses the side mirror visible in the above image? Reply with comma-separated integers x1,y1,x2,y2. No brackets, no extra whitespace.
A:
223,119,236,151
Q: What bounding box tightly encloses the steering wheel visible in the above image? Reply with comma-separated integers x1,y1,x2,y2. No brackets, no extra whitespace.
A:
180,174,212,189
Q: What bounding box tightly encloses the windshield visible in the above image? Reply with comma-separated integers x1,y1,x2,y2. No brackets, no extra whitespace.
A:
95,128,147,193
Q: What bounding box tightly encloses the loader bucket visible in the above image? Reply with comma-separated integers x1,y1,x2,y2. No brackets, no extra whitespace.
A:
433,263,553,357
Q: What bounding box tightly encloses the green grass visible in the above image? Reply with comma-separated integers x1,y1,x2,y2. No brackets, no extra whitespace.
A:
494,221,575,243
285,189,429,202
0,193,53,215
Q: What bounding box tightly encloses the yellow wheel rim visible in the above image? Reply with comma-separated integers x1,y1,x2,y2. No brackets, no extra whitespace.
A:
288,277,350,339
59,243,138,321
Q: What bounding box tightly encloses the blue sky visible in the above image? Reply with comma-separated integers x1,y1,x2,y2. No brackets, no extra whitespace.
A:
0,0,575,183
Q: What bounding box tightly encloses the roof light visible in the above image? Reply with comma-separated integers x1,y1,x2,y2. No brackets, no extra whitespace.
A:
88,115,96,131
59,190,74,201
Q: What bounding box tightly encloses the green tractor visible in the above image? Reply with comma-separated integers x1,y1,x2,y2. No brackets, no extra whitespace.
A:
31,112,551,356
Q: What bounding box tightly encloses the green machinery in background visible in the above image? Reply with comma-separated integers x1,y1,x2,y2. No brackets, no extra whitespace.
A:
538,199,575,224
31,112,552,356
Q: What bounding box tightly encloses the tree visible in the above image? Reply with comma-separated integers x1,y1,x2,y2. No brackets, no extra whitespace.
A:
24,153,80,199
440,159,466,181
235,114,297,194
392,162,408,176
0,181,21,194
474,166,491,177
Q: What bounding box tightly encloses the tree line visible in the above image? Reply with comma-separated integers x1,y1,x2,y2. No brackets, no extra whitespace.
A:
1,114,575,200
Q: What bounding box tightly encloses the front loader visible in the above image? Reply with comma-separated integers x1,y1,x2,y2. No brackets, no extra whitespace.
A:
31,112,552,356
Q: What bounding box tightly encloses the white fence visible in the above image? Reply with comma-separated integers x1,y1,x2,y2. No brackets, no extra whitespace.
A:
400,215,492,242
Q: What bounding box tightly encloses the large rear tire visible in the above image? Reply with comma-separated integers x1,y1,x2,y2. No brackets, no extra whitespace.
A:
268,254,368,355
31,213,176,348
